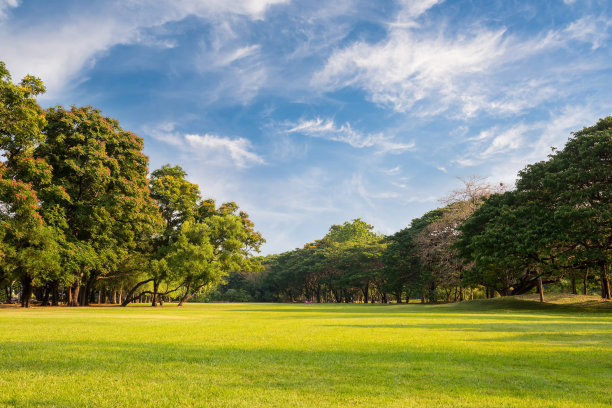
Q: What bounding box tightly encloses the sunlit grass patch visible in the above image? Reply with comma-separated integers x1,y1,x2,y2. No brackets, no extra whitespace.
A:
1,302,610,407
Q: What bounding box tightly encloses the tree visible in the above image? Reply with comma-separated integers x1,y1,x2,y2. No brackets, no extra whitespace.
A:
175,211,264,306
37,105,162,306
458,117,612,300
0,61,63,307
516,117,612,299
121,165,264,306
457,191,560,298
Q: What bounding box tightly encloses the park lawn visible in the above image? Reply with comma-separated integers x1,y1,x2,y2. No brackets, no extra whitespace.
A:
0,300,610,408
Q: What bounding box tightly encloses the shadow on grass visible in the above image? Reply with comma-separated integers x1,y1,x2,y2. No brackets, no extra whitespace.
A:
445,298,612,313
231,298,612,316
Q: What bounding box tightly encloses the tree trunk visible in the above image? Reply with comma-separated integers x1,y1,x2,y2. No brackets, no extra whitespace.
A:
121,279,154,306
4,284,12,304
41,287,50,306
69,280,81,307
601,264,610,300
177,281,192,307
178,282,205,306
571,275,577,295
583,270,589,295
51,281,59,306
82,274,96,306
315,284,321,303
396,290,402,304
178,292,197,306
20,275,33,308
331,288,340,303
152,280,159,307
537,276,544,303
79,283,87,306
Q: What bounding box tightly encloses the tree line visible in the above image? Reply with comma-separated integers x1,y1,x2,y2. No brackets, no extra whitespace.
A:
0,63,264,307
214,118,611,303
1,62,610,307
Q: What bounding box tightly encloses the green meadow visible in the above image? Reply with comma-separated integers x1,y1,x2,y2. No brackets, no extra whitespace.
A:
1,301,611,408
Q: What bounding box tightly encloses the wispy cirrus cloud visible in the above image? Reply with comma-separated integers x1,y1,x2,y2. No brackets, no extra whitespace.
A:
312,1,611,118
452,105,604,185
0,0,286,95
185,133,265,167
564,15,612,50
287,117,415,153
146,122,264,168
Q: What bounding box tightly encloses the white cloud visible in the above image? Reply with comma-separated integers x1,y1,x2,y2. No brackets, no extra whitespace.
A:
145,122,264,168
312,2,611,117
394,0,443,21
477,124,530,159
313,25,509,113
382,166,401,175
214,44,261,67
146,121,184,148
149,0,289,20
453,105,603,184
0,0,18,20
0,0,286,95
564,15,611,50
287,117,415,152
185,133,265,168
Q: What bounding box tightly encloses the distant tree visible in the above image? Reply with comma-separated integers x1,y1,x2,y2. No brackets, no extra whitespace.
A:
382,209,442,303
457,191,559,298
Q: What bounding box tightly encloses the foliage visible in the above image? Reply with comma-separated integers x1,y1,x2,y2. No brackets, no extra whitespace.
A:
458,117,612,299
0,62,264,307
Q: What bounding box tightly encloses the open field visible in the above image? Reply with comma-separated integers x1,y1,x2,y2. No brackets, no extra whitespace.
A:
1,300,611,408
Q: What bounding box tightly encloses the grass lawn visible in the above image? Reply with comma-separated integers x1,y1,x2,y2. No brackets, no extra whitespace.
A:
1,299,611,407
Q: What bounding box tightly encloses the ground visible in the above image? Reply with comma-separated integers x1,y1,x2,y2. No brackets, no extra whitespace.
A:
0,299,610,407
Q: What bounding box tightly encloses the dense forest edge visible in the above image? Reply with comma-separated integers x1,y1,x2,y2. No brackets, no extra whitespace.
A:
1,62,610,308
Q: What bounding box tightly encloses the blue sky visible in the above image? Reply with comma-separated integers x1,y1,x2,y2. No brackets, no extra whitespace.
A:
1,0,611,254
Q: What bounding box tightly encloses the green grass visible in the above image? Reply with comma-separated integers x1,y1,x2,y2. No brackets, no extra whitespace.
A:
1,300,611,407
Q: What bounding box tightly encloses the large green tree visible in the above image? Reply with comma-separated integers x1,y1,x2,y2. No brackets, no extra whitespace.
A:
0,62,64,307
517,117,612,299
36,105,161,306
458,117,612,299
121,166,264,306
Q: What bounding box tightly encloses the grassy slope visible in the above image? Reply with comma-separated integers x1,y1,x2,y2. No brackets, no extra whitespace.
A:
0,301,610,408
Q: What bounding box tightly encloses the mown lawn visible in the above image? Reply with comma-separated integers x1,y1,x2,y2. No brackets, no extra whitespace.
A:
0,300,610,407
